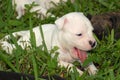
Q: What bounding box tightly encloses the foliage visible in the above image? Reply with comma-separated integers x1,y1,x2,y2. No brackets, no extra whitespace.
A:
0,0,120,80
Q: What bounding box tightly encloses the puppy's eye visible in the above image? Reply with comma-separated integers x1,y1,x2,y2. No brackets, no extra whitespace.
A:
76,33,82,36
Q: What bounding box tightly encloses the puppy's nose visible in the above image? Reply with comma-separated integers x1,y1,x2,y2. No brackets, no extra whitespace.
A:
89,40,96,48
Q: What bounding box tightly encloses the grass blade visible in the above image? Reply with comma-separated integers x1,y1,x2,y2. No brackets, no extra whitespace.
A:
39,24,48,53
31,54,38,80
0,53,18,72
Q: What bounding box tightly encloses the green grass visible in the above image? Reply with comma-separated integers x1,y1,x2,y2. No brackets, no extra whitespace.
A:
0,0,120,80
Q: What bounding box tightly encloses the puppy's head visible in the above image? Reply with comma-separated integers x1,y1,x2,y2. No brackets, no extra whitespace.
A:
55,12,96,62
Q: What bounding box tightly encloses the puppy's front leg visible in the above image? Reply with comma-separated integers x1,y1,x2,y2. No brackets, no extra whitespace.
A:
58,61,83,75
86,63,98,75
16,7,25,19
0,30,30,53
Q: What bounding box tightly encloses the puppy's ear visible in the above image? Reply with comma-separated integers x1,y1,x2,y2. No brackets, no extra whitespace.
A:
55,16,68,30
109,16,117,29
86,14,92,20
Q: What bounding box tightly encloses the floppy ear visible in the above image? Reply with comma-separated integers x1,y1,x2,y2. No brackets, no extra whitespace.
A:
55,16,68,30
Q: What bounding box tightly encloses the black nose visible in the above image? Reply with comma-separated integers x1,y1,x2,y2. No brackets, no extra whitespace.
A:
89,41,96,48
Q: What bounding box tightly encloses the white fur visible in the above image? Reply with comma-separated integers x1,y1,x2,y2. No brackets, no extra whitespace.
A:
12,0,68,19
0,12,97,75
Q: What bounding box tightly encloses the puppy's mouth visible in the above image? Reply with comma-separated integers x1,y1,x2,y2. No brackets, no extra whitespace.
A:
73,47,87,63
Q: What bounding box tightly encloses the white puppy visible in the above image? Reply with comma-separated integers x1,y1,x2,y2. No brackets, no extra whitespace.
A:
12,0,68,19
0,12,97,75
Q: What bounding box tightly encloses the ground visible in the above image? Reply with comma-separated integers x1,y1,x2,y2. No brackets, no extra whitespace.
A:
0,0,120,80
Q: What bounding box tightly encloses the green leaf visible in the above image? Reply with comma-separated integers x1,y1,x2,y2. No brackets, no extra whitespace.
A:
0,53,18,72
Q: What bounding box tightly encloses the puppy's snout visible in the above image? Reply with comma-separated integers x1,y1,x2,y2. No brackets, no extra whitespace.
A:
89,40,96,48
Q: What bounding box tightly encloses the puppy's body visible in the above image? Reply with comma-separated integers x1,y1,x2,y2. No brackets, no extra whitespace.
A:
0,12,97,75
12,0,68,19
88,12,120,40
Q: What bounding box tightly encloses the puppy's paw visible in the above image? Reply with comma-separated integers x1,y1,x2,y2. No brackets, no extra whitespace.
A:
76,68,83,75
16,15,21,19
88,68,98,75
0,41,15,54
58,61,83,75
86,63,98,75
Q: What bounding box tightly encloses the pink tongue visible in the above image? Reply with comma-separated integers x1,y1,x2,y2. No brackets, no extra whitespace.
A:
74,48,87,63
